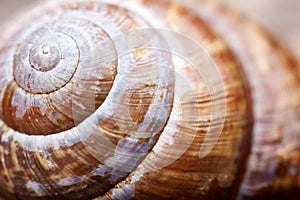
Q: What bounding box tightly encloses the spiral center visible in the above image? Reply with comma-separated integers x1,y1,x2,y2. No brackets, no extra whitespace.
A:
29,44,61,72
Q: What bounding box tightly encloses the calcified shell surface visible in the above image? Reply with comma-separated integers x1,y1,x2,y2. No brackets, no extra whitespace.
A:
0,0,299,200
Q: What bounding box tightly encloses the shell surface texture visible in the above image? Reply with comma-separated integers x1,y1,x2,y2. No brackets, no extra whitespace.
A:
0,0,299,199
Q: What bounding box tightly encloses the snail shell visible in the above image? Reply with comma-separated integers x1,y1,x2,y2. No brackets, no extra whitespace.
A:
0,0,299,199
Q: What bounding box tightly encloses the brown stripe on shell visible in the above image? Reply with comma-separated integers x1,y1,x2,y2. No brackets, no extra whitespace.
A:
183,0,300,198
1,81,75,135
100,0,252,199
0,114,163,200
0,0,299,199
0,1,154,136
0,1,174,199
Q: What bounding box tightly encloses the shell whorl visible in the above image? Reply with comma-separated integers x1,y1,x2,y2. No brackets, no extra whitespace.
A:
1,1,176,136
0,0,299,200
0,1,175,199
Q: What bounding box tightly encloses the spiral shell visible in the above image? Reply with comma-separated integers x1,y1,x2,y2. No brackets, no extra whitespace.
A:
0,0,299,199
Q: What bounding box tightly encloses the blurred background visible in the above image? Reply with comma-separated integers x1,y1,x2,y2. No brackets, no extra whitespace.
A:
0,0,299,58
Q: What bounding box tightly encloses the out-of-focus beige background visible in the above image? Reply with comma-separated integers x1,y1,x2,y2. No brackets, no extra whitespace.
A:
0,0,299,58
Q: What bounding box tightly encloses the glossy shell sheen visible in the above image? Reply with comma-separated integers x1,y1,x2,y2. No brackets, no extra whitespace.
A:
0,0,299,200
